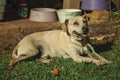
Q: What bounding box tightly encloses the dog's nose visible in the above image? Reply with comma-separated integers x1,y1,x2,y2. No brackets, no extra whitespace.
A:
82,27,89,34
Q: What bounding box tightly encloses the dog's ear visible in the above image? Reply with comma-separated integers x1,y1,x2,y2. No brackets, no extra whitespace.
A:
62,19,70,35
62,19,69,32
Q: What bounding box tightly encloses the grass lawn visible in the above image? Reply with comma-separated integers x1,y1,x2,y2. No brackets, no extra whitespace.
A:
0,37,120,80
0,25,120,80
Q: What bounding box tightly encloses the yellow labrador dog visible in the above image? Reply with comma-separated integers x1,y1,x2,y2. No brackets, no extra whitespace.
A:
7,16,111,70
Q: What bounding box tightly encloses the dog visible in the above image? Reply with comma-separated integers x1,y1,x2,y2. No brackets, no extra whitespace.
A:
7,16,111,70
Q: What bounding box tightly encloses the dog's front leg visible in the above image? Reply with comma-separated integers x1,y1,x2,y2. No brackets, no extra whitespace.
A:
85,51,111,64
85,44,111,64
66,49,103,65
70,53,105,65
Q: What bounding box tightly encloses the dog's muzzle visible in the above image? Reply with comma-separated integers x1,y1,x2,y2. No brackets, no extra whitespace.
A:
73,27,89,38
82,27,89,35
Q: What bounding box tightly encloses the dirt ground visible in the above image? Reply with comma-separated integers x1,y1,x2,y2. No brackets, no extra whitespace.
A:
0,19,120,52
0,19,62,51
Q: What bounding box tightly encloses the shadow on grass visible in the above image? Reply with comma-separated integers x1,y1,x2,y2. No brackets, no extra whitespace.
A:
93,42,113,53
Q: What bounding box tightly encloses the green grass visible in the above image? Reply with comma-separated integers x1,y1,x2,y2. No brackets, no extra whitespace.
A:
0,32,120,80
0,40,120,80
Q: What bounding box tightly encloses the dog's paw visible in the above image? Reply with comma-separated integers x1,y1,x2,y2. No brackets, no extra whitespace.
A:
39,58,54,63
95,61,104,65
102,60,112,64
107,61,112,64
95,60,112,65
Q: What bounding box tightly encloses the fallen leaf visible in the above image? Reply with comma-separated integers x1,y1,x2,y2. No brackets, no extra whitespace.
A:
51,67,59,76
96,35,104,40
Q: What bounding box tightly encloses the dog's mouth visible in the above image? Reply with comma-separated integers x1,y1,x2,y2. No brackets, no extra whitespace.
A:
73,31,88,38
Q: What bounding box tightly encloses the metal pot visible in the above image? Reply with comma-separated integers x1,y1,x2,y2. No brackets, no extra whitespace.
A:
57,9,81,23
29,8,58,22
81,0,108,10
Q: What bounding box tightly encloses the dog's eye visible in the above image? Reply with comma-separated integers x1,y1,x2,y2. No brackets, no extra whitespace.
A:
83,20,86,24
83,20,88,26
74,21,79,26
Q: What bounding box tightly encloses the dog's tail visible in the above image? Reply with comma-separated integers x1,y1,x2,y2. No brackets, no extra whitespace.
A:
7,46,19,71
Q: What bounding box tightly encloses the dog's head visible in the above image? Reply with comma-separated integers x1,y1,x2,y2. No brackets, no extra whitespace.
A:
62,16,89,39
